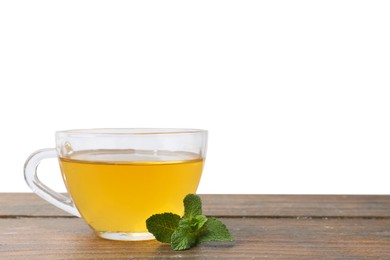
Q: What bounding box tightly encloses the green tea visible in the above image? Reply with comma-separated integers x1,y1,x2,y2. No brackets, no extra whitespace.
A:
59,150,203,233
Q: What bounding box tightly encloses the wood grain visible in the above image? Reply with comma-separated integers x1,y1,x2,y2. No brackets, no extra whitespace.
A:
1,217,389,259
1,193,390,217
1,193,390,259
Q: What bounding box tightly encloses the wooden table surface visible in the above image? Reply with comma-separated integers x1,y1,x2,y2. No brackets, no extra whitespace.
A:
1,193,389,259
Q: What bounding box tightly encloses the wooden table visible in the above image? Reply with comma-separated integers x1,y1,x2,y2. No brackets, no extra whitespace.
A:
1,193,389,259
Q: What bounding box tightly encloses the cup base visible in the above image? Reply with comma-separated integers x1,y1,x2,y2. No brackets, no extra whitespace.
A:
96,231,155,241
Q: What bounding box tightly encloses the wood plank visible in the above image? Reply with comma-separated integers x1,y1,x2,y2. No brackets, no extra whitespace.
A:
0,193,73,217
0,217,389,259
202,194,390,217
1,193,390,217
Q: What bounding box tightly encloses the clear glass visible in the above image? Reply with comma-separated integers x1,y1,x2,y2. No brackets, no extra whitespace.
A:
24,128,207,241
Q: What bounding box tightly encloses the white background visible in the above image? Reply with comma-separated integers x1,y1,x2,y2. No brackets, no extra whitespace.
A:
1,0,389,194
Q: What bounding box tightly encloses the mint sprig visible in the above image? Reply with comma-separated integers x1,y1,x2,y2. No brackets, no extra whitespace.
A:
146,213,180,243
146,194,233,251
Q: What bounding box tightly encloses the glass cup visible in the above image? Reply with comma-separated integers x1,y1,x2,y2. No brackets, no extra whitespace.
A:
24,128,207,241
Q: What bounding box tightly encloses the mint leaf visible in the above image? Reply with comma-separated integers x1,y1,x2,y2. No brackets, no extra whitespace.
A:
146,213,180,243
183,193,202,218
198,217,233,242
177,214,207,233
171,225,197,250
194,215,208,230
145,194,234,251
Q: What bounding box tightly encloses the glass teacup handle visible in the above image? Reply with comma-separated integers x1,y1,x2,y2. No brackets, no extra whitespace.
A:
24,148,81,217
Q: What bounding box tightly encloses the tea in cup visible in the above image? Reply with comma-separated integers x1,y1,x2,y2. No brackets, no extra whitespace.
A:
24,128,207,241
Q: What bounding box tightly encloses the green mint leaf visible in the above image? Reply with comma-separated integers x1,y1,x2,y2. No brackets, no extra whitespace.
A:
171,224,197,250
177,218,191,228
194,215,208,230
177,214,207,233
198,217,233,242
146,213,180,243
170,215,206,250
145,193,234,251
183,194,202,219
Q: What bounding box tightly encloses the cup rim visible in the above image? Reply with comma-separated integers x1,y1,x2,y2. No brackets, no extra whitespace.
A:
56,128,207,136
